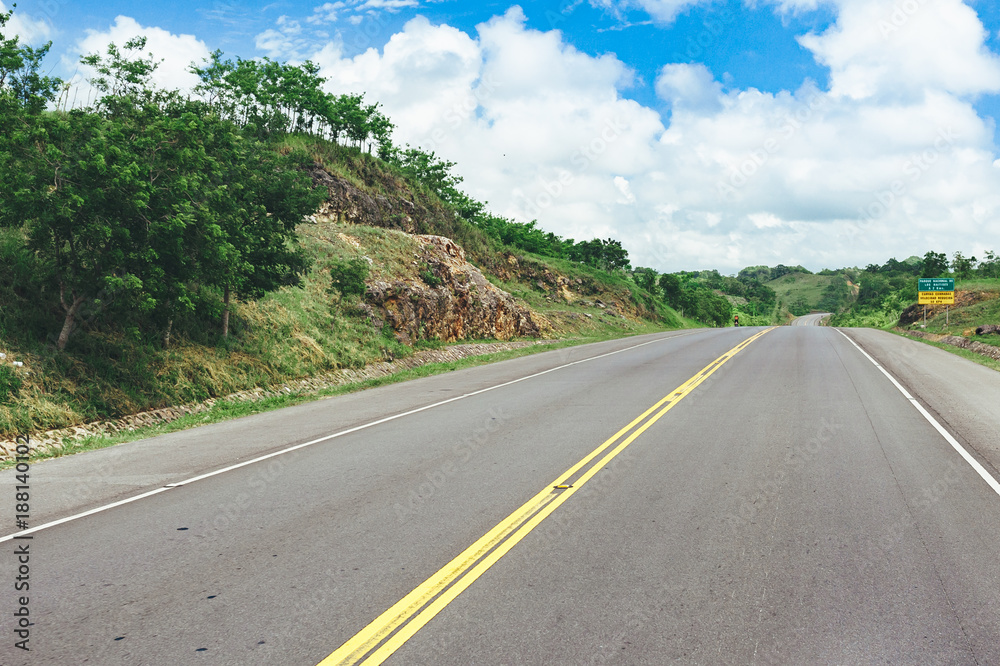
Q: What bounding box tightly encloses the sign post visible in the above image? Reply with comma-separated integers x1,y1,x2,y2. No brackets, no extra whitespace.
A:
918,278,955,327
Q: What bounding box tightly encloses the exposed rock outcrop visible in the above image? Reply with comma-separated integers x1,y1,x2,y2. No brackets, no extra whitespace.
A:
308,163,436,234
898,290,995,326
365,235,544,343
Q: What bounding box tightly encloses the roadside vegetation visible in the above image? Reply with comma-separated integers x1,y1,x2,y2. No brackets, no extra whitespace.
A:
0,11,697,441
4,5,995,447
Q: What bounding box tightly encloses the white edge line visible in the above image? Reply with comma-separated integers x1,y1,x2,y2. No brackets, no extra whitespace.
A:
1,330,709,543
837,329,1000,498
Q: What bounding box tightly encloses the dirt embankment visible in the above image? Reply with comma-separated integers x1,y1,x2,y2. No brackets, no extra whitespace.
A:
898,290,996,326
363,236,544,344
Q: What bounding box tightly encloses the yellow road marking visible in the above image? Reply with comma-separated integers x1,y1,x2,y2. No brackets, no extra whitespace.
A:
319,327,775,665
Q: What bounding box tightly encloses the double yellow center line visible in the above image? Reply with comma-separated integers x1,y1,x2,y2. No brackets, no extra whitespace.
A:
320,327,775,665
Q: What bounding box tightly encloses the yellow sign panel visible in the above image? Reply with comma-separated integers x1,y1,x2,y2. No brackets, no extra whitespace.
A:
919,291,955,305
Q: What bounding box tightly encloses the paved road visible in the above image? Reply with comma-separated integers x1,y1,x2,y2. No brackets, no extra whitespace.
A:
2,326,1000,665
791,312,831,326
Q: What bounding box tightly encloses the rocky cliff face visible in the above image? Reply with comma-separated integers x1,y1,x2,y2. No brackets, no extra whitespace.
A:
308,163,437,234
363,235,544,344
307,163,545,344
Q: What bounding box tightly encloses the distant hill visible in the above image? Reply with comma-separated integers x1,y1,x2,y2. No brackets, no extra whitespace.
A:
766,272,851,317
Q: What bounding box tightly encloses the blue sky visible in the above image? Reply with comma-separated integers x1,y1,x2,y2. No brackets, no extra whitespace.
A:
6,0,1000,272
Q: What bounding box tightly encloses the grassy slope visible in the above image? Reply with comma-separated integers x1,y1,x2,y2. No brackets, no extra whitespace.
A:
766,272,840,315
897,279,1000,338
0,139,684,440
864,278,1000,372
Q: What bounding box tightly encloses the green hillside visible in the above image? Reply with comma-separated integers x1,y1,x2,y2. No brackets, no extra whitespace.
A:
766,272,851,318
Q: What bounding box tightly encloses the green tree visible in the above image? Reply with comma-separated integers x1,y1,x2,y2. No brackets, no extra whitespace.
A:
950,251,976,279
921,251,948,277
658,273,683,310
856,272,892,309
979,250,999,278
1,38,324,349
199,134,324,337
633,267,660,296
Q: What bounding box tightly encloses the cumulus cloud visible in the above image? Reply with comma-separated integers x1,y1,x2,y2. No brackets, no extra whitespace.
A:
306,2,1000,272
256,15,315,60
655,63,723,112
72,16,212,95
798,0,1000,100
56,2,1000,273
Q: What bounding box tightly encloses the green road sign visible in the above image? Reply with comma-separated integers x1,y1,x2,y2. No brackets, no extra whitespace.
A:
918,278,955,291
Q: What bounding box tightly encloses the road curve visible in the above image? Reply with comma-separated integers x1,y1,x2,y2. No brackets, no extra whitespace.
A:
2,326,1000,665
791,312,831,326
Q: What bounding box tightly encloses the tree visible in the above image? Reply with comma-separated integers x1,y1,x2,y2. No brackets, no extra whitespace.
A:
921,251,948,277
0,6,61,113
391,146,464,202
658,274,683,310
950,251,976,280
856,273,892,309
198,134,324,337
633,267,659,296
979,250,999,278
2,38,325,349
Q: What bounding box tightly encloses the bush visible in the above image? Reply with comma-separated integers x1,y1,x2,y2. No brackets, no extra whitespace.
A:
329,258,370,297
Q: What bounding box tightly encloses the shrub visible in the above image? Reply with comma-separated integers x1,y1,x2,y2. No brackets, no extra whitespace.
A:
329,258,370,297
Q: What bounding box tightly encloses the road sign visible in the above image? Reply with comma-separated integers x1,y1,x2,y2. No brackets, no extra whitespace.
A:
918,277,955,306
919,291,955,305
918,278,955,291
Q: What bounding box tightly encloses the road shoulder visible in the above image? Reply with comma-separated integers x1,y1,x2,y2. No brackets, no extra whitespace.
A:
841,327,1000,482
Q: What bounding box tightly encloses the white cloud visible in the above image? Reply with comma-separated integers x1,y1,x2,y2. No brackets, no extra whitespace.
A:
0,1,53,45
306,3,1000,272
256,15,315,60
655,63,723,111
308,2,348,24
798,0,1000,101
72,16,212,95
614,176,637,204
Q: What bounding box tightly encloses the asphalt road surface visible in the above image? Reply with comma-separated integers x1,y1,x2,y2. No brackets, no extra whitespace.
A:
3,325,1000,665
791,313,831,326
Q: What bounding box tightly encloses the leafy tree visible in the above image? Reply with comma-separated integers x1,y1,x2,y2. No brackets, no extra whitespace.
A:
950,251,976,279
194,119,324,337
658,274,683,310
390,146,464,202
979,250,999,278
1,38,324,349
738,265,773,283
856,272,892,309
633,267,659,296
921,251,948,277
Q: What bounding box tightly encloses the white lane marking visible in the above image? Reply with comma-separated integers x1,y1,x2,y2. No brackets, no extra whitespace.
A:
0,330,711,542
837,329,1000,498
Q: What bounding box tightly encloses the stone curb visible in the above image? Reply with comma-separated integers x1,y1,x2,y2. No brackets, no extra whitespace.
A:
901,330,1000,362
